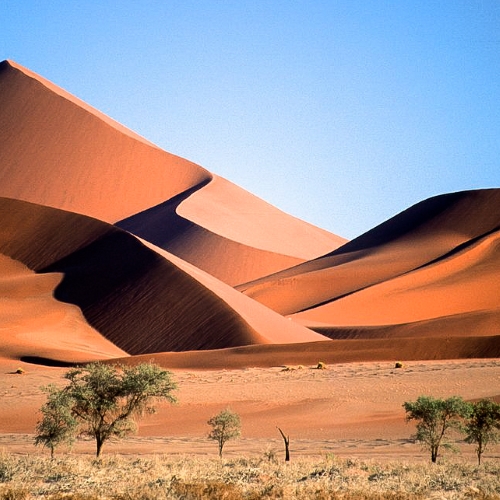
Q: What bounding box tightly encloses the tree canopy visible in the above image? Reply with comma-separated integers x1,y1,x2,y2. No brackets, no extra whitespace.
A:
207,408,241,458
403,395,470,463
35,362,177,457
464,399,500,465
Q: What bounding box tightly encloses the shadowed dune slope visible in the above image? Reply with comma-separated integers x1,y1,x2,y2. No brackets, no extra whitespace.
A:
118,176,346,285
1,60,345,285
0,253,127,364
0,198,257,355
0,198,325,362
238,189,500,320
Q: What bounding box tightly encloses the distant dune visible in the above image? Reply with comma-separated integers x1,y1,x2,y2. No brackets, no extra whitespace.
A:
239,189,500,350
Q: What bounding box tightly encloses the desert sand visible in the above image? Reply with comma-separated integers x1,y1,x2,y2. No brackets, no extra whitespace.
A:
0,59,498,462
1,359,498,462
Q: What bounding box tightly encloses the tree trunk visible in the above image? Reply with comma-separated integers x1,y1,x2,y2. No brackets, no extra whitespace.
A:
96,435,104,458
431,445,438,463
277,427,290,462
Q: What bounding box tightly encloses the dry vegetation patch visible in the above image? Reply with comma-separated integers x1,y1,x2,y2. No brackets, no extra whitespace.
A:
0,453,499,499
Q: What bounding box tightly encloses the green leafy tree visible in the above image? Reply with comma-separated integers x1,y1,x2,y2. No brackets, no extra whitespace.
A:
403,395,470,463
464,399,500,465
35,385,78,459
207,408,241,458
36,362,177,457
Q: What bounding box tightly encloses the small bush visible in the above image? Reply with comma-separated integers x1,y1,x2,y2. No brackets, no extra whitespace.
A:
316,361,326,370
395,362,404,369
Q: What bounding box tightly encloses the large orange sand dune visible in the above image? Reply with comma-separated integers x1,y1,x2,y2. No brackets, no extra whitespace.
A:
0,197,327,364
0,60,344,285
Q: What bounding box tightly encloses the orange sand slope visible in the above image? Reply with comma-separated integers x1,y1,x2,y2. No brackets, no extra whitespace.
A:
239,189,500,343
0,60,344,285
0,197,326,364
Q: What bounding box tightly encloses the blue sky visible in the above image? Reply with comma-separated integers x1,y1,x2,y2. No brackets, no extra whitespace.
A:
3,1,499,239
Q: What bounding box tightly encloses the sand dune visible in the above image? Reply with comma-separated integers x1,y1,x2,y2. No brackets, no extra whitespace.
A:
0,254,126,364
239,189,500,339
122,336,500,370
0,60,210,223
118,176,346,285
0,60,344,285
292,227,500,329
0,197,326,363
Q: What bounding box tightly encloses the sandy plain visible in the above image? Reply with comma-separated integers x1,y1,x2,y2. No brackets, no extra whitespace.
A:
1,358,498,463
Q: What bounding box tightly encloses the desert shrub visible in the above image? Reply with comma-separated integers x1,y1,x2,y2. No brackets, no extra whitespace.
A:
168,478,243,499
395,361,404,369
0,458,15,483
316,361,326,370
262,448,278,464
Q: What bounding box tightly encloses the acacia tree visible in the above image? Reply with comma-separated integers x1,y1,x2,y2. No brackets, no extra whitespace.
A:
464,399,500,465
35,385,78,459
403,395,470,463
35,362,177,457
207,408,241,458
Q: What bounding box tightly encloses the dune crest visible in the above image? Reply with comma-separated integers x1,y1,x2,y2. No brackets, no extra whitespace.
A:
1,60,344,285
0,60,211,222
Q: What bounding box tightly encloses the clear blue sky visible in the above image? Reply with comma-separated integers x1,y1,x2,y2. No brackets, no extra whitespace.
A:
3,1,499,239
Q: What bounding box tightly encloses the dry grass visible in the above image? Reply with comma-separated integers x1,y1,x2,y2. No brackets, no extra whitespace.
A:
0,452,499,499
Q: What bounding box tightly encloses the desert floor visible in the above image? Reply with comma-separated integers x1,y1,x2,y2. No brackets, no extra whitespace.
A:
1,358,499,463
